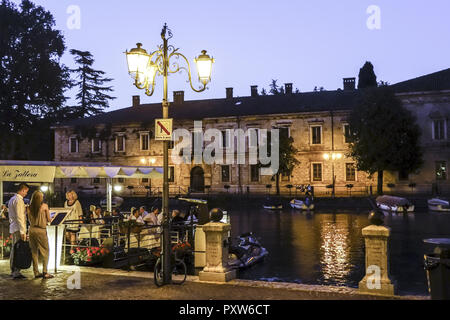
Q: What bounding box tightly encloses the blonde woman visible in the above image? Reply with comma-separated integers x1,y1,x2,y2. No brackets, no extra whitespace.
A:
64,190,83,245
28,191,53,279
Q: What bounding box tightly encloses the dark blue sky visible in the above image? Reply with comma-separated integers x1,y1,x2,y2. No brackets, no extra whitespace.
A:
16,0,450,111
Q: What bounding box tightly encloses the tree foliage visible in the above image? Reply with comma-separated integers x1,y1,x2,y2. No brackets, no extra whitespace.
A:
275,130,299,195
268,79,284,95
0,0,71,160
347,86,423,194
69,49,115,118
357,61,378,89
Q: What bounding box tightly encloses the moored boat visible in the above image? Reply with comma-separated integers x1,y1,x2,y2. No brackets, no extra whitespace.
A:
228,233,269,269
263,197,283,210
428,198,450,212
290,199,314,210
376,195,414,212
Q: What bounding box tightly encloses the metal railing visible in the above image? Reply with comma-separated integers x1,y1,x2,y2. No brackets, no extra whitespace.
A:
61,216,196,270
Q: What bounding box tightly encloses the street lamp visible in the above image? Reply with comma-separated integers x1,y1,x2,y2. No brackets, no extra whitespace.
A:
323,152,342,197
125,24,214,285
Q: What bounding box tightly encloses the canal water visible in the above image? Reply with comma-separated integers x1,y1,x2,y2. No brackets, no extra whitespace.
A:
227,204,450,296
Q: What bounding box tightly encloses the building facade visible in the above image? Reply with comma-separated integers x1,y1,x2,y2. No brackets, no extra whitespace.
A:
53,69,450,197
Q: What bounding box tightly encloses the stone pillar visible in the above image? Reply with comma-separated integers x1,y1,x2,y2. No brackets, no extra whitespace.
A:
199,222,236,282
358,225,395,296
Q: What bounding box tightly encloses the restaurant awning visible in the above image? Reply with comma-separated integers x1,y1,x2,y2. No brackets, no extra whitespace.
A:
0,160,164,182
0,160,164,212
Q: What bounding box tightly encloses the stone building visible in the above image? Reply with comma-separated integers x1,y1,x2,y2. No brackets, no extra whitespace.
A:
52,68,450,196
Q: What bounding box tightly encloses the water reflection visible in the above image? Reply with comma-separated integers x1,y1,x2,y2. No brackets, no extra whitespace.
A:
232,208,368,288
229,204,450,295
319,215,352,284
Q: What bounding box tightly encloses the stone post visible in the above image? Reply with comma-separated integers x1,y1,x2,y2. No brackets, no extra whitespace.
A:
199,222,236,282
358,225,395,296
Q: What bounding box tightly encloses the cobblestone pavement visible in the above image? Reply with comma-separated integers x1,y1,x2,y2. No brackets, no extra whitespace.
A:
0,260,427,300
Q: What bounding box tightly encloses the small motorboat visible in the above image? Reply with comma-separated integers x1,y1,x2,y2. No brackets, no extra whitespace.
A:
263,197,283,210
428,198,450,212
290,199,314,210
376,195,414,212
228,232,268,269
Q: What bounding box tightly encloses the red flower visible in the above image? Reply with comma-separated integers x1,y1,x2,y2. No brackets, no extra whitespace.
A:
70,249,75,254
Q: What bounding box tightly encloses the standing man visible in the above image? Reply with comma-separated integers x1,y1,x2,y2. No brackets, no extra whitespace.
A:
8,183,29,279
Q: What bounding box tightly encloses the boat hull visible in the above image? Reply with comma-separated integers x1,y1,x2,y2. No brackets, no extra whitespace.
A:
376,195,414,212
290,200,314,210
263,205,283,210
428,199,450,212
377,203,415,212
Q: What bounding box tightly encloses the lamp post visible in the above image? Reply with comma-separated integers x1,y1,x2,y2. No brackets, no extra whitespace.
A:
125,24,214,285
323,152,342,197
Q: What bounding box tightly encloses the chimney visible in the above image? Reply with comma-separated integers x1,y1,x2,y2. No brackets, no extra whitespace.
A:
132,95,140,107
285,83,293,94
250,85,258,97
343,78,356,91
173,91,184,104
226,87,233,99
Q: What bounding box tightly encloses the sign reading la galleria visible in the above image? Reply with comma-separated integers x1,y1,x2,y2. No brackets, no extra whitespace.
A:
0,166,56,182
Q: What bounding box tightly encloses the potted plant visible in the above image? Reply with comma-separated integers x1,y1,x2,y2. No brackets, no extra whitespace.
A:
1,234,12,257
70,246,110,266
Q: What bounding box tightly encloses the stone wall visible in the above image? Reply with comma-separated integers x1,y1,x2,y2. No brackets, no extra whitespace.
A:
53,90,450,196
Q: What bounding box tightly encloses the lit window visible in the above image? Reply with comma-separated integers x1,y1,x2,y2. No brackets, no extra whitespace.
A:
69,137,78,153
343,124,351,143
222,130,231,148
168,166,175,183
250,164,259,182
115,134,125,152
140,132,150,151
311,126,322,144
221,165,230,182
345,163,356,181
91,138,101,153
312,163,322,181
432,120,446,140
248,128,260,147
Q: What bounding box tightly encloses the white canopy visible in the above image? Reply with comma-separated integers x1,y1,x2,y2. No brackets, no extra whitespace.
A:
0,160,164,212
0,160,163,182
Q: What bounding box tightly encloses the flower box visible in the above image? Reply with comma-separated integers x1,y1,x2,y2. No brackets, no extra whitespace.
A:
70,246,110,266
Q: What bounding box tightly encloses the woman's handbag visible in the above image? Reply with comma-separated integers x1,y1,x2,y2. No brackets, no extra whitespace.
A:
13,239,32,269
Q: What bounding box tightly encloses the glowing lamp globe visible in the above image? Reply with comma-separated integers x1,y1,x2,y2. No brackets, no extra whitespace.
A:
194,50,214,85
126,43,150,84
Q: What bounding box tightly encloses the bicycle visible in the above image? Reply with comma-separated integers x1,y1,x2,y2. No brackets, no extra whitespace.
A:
153,250,187,287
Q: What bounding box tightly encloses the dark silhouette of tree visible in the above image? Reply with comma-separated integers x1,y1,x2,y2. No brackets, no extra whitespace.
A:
357,61,378,89
69,49,115,117
0,0,71,160
275,131,299,195
347,86,423,194
269,79,284,95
